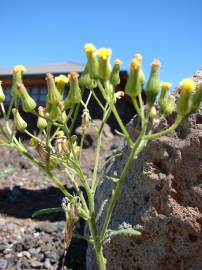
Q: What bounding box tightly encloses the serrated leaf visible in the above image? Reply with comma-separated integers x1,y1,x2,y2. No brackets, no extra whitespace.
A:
73,233,92,243
104,228,141,244
105,175,120,183
32,207,64,218
95,199,108,223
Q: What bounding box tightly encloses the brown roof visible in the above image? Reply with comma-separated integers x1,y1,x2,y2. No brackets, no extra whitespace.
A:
0,61,84,76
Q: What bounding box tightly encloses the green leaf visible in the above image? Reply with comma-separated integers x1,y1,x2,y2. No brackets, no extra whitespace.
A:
32,207,64,218
105,175,120,183
104,228,141,244
73,233,93,243
95,199,108,223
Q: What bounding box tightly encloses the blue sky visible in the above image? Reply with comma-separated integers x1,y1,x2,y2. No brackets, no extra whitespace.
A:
0,0,201,87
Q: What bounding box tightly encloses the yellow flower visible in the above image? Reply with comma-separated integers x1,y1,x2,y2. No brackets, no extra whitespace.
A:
114,59,122,66
161,82,172,90
55,75,69,84
97,48,112,80
84,43,96,55
97,48,112,60
13,65,26,73
135,53,143,62
130,58,141,70
180,78,196,94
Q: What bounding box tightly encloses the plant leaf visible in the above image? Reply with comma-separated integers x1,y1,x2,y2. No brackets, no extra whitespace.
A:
73,233,93,243
95,199,108,223
32,207,64,218
103,228,141,244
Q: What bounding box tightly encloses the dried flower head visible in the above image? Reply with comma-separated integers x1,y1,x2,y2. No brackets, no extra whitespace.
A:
81,109,91,130
55,131,70,156
115,91,125,99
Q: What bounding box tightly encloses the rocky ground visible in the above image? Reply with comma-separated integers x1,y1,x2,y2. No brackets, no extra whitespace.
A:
0,119,121,270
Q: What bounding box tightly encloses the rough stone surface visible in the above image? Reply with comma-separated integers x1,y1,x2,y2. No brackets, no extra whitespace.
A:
86,70,202,270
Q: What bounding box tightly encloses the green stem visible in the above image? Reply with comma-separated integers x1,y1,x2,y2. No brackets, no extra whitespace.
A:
132,98,141,118
79,129,85,161
25,130,41,141
88,210,106,270
6,95,14,120
144,115,183,140
111,104,133,146
65,107,74,125
138,93,144,119
92,91,105,111
69,88,85,133
99,121,148,243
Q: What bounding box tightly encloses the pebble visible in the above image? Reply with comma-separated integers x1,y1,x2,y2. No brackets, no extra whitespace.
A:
30,259,43,268
22,251,31,259
28,247,39,255
36,223,56,234
0,258,7,269
0,242,9,252
0,219,6,226
44,258,52,269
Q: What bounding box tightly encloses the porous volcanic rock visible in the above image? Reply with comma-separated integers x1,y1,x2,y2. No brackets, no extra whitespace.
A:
86,70,202,270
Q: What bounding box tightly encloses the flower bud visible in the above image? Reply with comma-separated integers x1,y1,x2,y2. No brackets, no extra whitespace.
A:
0,81,5,103
37,106,47,129
55,74,69,96
135,53,145,87
110,59,122,87
79,65,97,89
58,102,67,123
11,65,26,97
49,105,61,120
84,43,98,78
189,81,202,114
159,82,172,114
64,72,81,108
46,73,61,105
125,58,141,98
149,106,158,119
177,78,196,116
146,59,161,105
97,48,112,80
12,108,27,132
16,83,36,112
163,95,175,116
